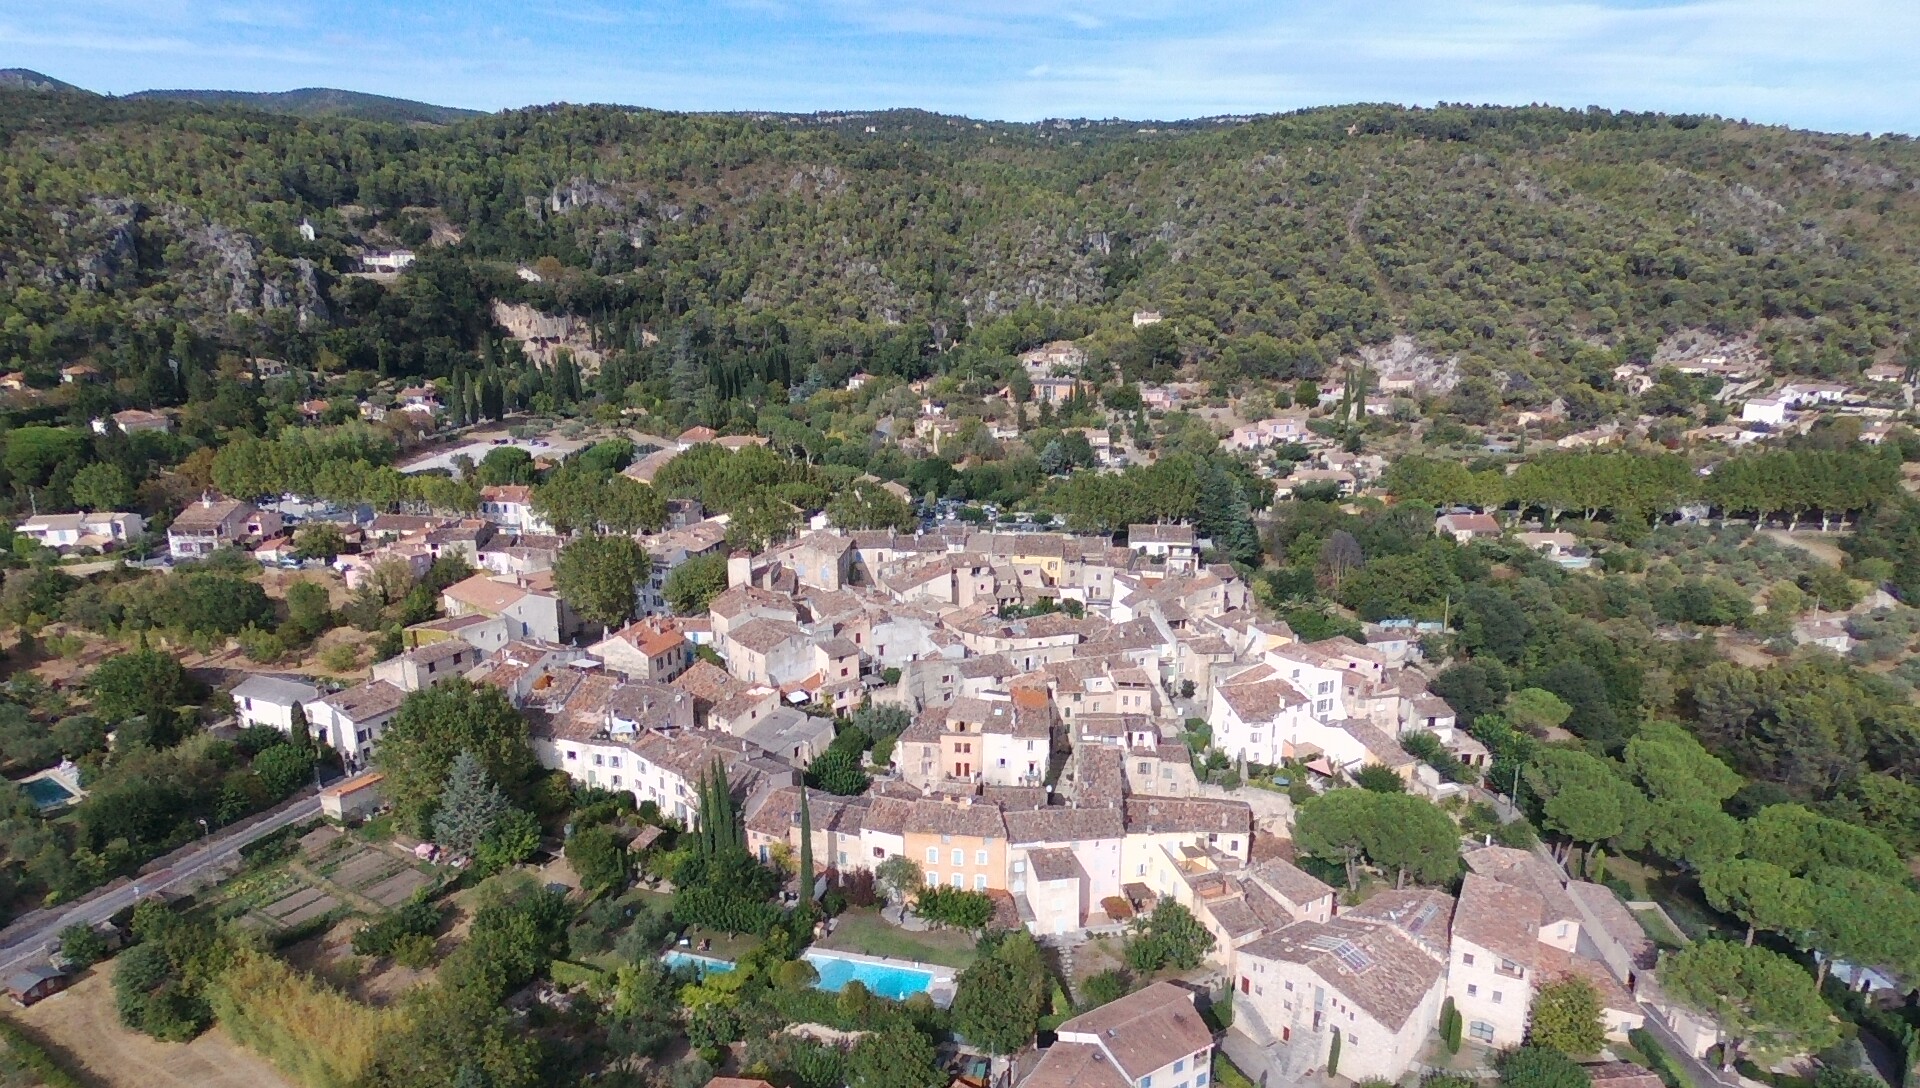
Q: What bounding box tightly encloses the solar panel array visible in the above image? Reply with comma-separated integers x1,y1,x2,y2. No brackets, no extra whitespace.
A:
1304,933,1374,972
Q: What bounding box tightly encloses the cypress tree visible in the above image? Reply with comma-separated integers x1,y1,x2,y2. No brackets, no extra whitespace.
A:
289,702,314,756
798,787,815,903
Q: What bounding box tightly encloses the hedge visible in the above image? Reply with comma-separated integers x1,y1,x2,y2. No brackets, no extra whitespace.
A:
0,1017,90,1088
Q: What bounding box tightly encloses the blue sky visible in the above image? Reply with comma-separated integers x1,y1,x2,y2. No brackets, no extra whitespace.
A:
4,0,1916,134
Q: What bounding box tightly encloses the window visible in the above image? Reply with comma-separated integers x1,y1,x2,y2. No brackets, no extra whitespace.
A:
974,874,987,891
926,871,939,885
976,850,989,865
593,754,605,767
1250,733,1262,744
1284,981,1293,991
951,873,964,888
1141,1079,1152,1088
926,847,939,864
609,757,622,769
941,834,952,844
951,848,963,866
838,852,848,865
1556,923,1569,937
873,847,886,859
1461,953,1475,965
1174,1060,1186,1074
1492,991,1504,1005
566,751,578,761
1195,1075,1209,1086
1347,1034,1358,1046
1140,762,1152,775
1470,1021,1496,1043
611,775,622,787
1467,984,1479,997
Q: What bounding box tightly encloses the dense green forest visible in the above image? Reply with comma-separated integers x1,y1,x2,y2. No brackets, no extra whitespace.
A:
3,86,1918,407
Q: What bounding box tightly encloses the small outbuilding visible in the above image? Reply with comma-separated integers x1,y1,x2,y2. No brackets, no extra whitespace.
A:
320,771,387,822
7,964,69,1007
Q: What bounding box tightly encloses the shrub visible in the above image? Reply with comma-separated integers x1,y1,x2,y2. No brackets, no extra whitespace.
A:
1441,996,1462,1053
1078,969,1130,1009
389,933,437,969
775,959,821,990
352,894,443,959
58,922,110,967
210,948,402,1088
913,885,994,930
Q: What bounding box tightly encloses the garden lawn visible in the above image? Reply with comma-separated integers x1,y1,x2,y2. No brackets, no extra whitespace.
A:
816,909,979,969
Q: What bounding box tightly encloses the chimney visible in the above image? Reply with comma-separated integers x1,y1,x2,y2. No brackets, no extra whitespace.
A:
727,551,752,589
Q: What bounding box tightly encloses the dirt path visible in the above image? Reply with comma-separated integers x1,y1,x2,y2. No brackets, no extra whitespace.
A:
1758,530,1847,567
14,963,293,1088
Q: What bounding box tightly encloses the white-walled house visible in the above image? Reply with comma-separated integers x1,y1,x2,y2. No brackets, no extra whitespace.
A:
15,512,145,551
1447,872,1574,1048
307,680,408,768
1206,663,1314,766
1020,983,1214,1088
1236,915,1449,1083
231,675,323,735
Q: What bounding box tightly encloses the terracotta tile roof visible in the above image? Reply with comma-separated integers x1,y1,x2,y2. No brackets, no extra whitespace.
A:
1018,1042,1131,1088
1003,806,1125,844
443,573,531,614
1215,670,1307,722
1122,796,1252,838
1567,880,1656,971
1242,918,1446,1030
318,680,408,723
980,785,1049,810
1246,857,1337,908
480,485,533,504
170,497,252,533
861,795,918,837
1539,946,1638,1016
745,786,872,838
1342,887,1456,959
902,798,1006,839
1055,982,1213,1079
1465,844,1581,924
1453,872,1546,970
1026,846,1083,882
728,617,809,655
1075,746,1124,809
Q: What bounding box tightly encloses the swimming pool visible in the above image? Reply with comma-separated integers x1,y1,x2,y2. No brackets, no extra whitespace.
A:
21,777,76,810
660,950,735,977
803,951,935,1001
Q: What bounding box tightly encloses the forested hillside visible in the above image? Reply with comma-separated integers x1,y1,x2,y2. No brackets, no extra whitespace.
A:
3,86,1918,403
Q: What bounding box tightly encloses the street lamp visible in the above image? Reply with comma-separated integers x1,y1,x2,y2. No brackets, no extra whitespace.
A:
197,818,209,840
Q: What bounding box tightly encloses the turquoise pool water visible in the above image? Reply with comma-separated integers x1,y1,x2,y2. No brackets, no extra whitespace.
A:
803,951,935,1001
21,777,75,809
660,950,735,977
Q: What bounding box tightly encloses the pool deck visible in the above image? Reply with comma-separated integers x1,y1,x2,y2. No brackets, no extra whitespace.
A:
805,947,959,1008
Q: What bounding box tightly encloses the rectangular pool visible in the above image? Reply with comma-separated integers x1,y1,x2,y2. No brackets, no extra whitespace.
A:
21,777,75,810
803,951,934,1001
661,950,734,977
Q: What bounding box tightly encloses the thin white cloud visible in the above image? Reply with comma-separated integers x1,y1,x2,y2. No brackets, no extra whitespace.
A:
3,0,1915,132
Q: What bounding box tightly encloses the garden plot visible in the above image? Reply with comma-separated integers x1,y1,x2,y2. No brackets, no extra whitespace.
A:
309,837,441,908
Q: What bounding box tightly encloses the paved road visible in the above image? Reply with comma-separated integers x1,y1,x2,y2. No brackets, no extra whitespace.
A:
0,794,323,974
1642,1007,1743,1088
